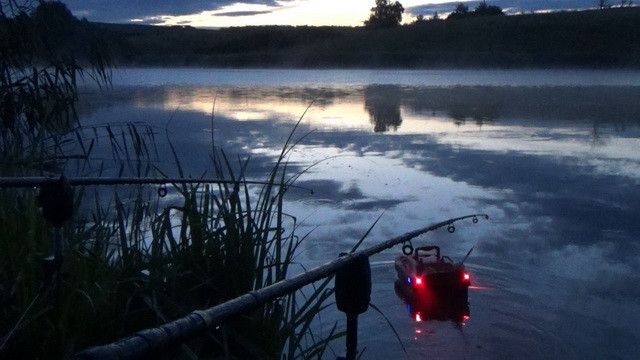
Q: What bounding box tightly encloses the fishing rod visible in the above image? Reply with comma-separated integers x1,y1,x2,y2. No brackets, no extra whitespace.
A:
0,176,313,193
75,213,489,360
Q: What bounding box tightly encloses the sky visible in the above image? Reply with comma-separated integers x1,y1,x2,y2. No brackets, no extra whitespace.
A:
60,0,602,27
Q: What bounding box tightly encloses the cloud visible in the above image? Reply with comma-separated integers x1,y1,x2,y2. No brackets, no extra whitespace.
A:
408,0,599,16
215,9,276,17
61,0,284,23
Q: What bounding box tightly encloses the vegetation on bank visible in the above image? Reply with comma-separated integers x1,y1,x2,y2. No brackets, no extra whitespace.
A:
444,2,504,20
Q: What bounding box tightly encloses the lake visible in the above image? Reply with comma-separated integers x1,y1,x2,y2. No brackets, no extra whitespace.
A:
78,69,640,359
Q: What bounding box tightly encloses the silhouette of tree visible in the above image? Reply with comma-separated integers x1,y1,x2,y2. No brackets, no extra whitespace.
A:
364,0,405,28
1,0,110,138
447,1,503,20
432,11,440,20
598,0,609,8
414,14,426,24
455,3,470,13
447,3,470,20
29,1,81,54
474,1,504,16
31,0,77,24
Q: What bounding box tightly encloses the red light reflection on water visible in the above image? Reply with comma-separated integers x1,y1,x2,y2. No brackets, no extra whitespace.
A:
469,285,494,290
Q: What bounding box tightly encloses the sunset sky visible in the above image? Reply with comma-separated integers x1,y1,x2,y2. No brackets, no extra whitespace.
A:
60,0,599,27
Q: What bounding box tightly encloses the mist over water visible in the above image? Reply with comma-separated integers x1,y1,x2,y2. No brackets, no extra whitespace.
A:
104,68,640,87
78,69,640,359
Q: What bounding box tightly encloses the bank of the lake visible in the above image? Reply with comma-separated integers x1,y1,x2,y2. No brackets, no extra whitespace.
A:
87,8,640,68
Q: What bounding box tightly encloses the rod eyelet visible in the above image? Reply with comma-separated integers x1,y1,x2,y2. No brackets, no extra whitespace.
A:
157,184,168,198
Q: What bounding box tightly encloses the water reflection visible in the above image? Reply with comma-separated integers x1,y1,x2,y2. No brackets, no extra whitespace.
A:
364,85,403,132
77,81,640,359
395,278,471,326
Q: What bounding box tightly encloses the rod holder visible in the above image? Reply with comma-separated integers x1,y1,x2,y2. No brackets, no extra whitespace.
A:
335,253,371,360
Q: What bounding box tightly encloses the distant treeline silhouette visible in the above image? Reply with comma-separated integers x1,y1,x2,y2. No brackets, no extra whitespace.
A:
2,2,640,68
445,2,505,20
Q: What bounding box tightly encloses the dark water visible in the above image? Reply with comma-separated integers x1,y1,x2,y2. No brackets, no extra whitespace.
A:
79,69,640,359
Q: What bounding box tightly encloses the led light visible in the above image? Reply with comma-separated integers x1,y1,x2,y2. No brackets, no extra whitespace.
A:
415,313,422,322
407,277,411,284
463,315,470,321
463,273,470,281
415,276,423,285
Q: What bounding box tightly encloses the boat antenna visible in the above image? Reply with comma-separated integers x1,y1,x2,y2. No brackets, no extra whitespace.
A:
459,246,474,265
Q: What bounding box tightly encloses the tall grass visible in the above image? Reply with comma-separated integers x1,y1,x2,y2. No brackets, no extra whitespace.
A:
1,111,341,359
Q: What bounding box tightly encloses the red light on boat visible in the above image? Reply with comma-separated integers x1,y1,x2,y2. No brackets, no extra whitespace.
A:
415,313,422,322
463,273,470,281
463,315,470,321
414,276,423,285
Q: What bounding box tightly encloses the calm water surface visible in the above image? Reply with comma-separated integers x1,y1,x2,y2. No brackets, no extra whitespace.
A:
80,69,640,359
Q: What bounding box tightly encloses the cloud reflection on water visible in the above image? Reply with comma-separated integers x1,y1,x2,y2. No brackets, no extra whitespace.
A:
79,84,640,264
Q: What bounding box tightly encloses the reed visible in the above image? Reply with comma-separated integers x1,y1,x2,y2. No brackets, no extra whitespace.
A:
1,113,343,359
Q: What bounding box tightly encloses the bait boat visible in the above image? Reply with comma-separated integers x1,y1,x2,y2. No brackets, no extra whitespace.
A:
394,245,471,322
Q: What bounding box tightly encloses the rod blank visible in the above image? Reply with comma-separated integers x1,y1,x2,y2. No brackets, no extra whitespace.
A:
0,177,309,191
75,213,488,360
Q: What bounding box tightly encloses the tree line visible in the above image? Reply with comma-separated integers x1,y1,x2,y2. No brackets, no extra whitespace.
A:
365,0,505,28
365,0,637,27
